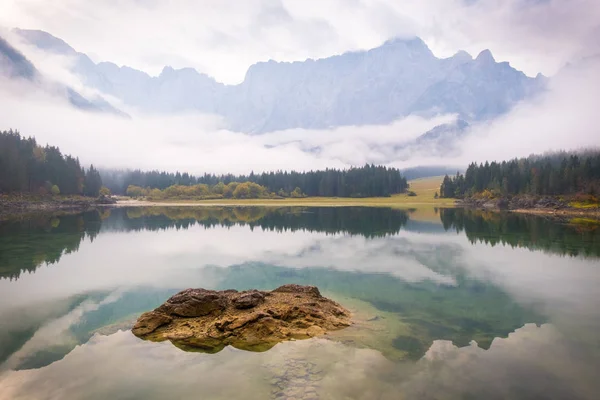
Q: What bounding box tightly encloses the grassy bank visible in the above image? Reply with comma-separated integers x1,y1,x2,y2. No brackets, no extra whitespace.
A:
117,177,453,209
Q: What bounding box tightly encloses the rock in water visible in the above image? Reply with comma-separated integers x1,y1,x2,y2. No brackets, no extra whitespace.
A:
132,284,351,353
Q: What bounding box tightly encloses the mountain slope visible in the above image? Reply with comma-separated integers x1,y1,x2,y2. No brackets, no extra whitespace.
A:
0,33,127,117
0,36,37,79
16,29,545,133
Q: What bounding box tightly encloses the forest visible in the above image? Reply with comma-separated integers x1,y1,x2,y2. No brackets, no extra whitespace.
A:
0,130,103,196
104,164,409,198
439,151,600,198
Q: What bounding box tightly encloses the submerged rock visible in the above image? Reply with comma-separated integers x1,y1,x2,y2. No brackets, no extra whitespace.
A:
132,284,351,353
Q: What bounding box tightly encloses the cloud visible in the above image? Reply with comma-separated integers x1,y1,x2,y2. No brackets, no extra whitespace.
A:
0,321,596,399
401,323,599,399
1,291,123,371
409,0,600,76
1,0,599,83
397,230,600,324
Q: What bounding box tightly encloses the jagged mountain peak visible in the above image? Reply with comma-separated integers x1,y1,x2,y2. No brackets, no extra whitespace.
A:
452,50,473,62
475,49,495,64
244,36,435,81
382,36,431,52
14,28,544,133
159,65,217,81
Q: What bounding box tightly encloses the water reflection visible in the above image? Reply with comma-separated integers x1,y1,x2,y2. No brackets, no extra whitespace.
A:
0,206,598,399
0,324,597,400
440,207,600,257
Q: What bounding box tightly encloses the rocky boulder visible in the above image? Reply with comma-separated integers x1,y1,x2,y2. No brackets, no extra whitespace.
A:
132,285,351,353
232,290,265,309
156,288,229,317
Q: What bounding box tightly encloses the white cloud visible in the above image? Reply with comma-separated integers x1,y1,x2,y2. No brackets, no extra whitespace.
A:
1,0,599,83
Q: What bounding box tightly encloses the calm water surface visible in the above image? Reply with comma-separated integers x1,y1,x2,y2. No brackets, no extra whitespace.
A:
0,207,598,400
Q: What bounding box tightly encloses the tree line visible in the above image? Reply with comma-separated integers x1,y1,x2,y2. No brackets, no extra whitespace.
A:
439,151,600,198
103,164,408,198
0,130,103,196
126,181,306,200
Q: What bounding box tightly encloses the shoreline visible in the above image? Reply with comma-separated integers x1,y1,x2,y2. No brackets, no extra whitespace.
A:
456,196,600,221
2,195,598,222
509,208,600,220
0,196,113,221
112,197,454,208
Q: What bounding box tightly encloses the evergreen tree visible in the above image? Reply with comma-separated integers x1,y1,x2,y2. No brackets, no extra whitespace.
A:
0,130,87,195
439,151,600,198
101,164,409,198
83,165,103,197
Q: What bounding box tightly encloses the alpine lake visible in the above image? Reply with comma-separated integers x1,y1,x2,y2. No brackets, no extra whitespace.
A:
0,206,598,400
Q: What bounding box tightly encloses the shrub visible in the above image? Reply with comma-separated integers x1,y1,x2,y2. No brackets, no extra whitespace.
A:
99,186,111,196
50,185,60,195
126,185,147,198
290,187,305,198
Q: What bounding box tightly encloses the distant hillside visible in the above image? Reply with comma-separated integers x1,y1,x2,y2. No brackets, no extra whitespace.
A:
16,29,545,133
0,34,127,117
0,36,36,79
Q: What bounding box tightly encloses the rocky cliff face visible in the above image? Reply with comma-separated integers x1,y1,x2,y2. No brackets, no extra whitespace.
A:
132,284,351,353
16,29,546,133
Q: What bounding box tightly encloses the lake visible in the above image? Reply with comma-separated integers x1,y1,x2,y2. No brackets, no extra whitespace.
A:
0,206,598,400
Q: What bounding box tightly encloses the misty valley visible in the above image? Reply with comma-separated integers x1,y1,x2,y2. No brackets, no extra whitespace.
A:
1,2,600,399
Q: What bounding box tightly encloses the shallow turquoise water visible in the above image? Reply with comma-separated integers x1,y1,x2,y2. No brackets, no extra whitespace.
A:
0,207,598,399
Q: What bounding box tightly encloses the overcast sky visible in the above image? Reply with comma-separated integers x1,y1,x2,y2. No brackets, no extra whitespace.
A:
1,0,599,83
0,0,599,174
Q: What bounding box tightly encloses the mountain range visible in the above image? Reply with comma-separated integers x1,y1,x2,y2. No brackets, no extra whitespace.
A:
9,29,546,134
